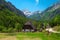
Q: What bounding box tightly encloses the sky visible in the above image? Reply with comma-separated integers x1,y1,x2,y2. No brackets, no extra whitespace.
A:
6,0,58,12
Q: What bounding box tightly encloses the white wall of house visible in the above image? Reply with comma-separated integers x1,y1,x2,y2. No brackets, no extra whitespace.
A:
22,29,34,32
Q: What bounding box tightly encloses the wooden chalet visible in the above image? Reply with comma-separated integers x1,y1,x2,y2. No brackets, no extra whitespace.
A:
22,21,37,32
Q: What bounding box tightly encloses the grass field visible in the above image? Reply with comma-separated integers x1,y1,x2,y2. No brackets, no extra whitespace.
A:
0,32,60,40
17,32,60,40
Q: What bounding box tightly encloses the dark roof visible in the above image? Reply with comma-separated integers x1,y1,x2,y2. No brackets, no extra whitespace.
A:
24,21,32,25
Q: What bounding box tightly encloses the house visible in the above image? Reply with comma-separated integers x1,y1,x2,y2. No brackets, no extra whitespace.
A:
22,21,37,32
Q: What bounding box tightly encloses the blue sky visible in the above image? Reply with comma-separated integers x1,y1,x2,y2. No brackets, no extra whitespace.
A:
6,0,58,12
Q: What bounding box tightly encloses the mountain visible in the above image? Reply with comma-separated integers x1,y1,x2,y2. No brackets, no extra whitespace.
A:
40,2,60,21
0,0,27,32
23,10,41,20
29,2,60,21
29,11,41,20
0,0,25,16
28,2,60,21
23,10,32,17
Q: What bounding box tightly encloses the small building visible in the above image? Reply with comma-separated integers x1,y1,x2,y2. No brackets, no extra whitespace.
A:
22,21,37,32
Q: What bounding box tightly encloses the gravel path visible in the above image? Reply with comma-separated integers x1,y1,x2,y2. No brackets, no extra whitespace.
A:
45,28,60,33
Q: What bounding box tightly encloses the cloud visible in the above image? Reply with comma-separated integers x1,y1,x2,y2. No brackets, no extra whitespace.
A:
35,0,39,5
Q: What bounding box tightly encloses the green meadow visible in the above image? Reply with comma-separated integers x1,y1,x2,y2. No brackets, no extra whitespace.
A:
17,32,60,40
0,32,60,40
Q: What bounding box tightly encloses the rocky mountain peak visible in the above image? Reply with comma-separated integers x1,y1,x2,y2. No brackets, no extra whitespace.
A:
23,10,32,17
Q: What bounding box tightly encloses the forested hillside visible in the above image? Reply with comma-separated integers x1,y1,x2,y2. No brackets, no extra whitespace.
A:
0,0,27,32
40,2,60,21
0,0,25,16
39,2,60,27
